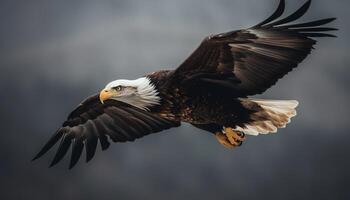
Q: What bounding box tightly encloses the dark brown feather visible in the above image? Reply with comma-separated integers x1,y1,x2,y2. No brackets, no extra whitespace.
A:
69,138,84,169
172,0,336,96
264,0,311,27
32,128,66,161
254,0,285,27
282,18,336,28
33,94,180,168
49,134,72,167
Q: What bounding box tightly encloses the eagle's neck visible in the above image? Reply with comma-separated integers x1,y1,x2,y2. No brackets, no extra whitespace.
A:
117,77,161,111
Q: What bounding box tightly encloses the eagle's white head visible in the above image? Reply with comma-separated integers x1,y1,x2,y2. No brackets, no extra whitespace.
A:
99,77,161,110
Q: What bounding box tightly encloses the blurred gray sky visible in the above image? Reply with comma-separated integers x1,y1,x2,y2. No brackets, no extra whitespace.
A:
0,0,349,199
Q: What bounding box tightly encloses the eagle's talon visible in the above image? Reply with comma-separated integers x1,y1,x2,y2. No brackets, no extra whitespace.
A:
237,131,245,138
224,127,245,146
215,128,246,148
215,132,235,148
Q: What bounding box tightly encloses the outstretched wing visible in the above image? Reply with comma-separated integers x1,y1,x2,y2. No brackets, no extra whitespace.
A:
32,94,180,169
173,0,337,96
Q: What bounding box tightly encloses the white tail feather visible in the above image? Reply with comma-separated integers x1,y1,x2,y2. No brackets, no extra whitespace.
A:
235,99,299,136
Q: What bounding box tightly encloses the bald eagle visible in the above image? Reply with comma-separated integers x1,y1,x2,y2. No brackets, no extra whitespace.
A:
33,0,336,169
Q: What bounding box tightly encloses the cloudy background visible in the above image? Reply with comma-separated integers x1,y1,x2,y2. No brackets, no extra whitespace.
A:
1,0,349,199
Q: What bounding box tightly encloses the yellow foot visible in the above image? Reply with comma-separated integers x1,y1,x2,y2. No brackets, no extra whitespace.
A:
224,127,245,146
215,132,235,148
215,128,245,148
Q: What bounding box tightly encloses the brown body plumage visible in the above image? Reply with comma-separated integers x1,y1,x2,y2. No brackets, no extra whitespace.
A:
147,70,253,126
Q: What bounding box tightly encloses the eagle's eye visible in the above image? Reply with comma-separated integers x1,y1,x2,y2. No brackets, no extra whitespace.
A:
113,86,122,91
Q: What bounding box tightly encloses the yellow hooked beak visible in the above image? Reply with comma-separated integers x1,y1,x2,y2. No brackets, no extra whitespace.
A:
99,89,113,103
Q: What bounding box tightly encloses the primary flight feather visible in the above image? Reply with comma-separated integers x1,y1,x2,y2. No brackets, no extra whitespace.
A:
33,0,337,169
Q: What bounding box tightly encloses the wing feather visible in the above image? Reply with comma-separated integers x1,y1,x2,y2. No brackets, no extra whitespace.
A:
264,0,311,27
173,0,336,96
32,128,66,161
283,18,336,28
69,138,84,169
254,0,285,27
49,134,73,167
33,94,180,168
